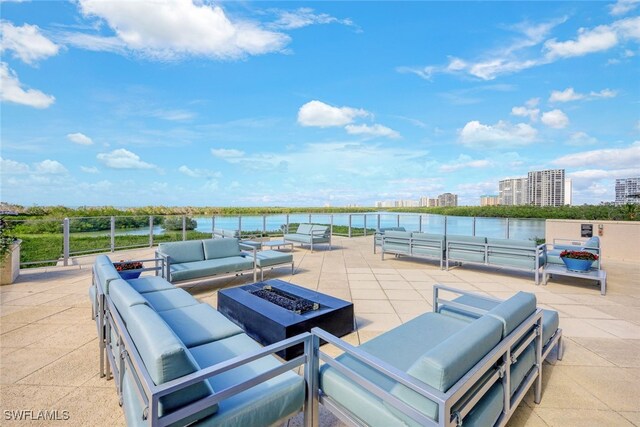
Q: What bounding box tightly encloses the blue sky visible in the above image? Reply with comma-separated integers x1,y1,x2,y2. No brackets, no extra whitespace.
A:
1,0,639,207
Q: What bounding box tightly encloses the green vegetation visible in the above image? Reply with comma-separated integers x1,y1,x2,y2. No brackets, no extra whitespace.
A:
161,216,197,231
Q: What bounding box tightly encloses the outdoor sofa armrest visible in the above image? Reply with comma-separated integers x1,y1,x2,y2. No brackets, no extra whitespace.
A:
432,284,500,314
552,237,588,247
239,243,258,281
113,257,166,277
154,251,171,279
310,229,328,237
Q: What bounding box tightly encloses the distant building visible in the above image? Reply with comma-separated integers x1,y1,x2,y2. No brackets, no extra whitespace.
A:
375,201,395,208
564,179,572,206
499,178,528,205
527,169,565,207
395,200,419,207
438,192,458,207
480,195,500,206
615,177,640,204
419,196,439,207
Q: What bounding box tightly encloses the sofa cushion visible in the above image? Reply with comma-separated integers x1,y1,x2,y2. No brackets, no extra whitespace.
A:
311,225,329,236
256,250,293,268
295,223,312,234
487,254,542,269
126,304,217,418
203,238,241,260
159,240,205,264
412,233,445,244
189,334,305,427
447,235,487,263
486,292,536,338
319,313,468,426
486,237,537,257
143,288,199,312
459,383,504,427
159,303,244,348
283,233,313,244
126,276,175,294
95,258,122,294
384,230,412,240
109,279,148,325
169,257,253,282
386,315,503,424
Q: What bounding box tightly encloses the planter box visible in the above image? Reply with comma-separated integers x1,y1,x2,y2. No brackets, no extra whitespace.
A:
1,240,21,285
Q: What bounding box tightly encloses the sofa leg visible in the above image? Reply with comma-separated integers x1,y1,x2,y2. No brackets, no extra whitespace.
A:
557,333,564,361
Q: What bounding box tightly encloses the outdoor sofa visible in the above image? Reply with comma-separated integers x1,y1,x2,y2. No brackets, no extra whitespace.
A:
373,227,406,254
156,238,257,284
94,257,313,426
546,236,601,270
380,231,445,269
312,285,562,427
284,223,332,252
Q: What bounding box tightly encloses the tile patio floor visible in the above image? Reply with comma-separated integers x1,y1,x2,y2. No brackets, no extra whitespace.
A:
1,235,639,426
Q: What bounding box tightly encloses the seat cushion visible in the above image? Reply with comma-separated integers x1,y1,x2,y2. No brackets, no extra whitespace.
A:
143,288,199,312
319,312,468,427
203,238,241,260
127,276,175,294
170,257,254,282
109,279,149,324
283,233,312,244
256,250,293,268
189,334,305,427
126,304,216,419
159,304,244,348
159,240,205,264
296,223,312,235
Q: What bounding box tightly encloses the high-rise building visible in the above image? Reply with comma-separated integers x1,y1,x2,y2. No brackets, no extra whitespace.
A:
480,195,500,206
527,169,565,207
499,178,528,205
438,192,458,207
615,177,640,204
564,179,572,206
419,196,439,207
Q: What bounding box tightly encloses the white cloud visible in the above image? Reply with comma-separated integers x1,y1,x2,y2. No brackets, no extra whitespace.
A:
345,123,400,139
97,148,156,169
34,159,67,174
149,109,195,121
544,25,619,59
541,109,569,128
80,166,99,174
439,155,492,173
553,141,640,168
178,165,221,178
459,120,537,147
0,21,60,64
0,157,29,174
567,131,598,146
74,0,290,60
67,132,93,145
0,62,55,108
269,8,355,30
549,87,618,102
211,148,245,159
297,100,370,127
511,98,540,121
610,0,640,16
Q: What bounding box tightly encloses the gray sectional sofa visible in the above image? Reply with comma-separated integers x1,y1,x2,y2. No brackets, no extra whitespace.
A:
381,231,445,269
312,285,562,427
93,255,313,427
156,238,257,284
284,223,332,252
373,227,406,254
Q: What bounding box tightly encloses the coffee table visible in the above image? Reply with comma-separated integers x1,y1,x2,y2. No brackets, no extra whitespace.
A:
261,240,293,251
542,264,607,295
218,279,354,360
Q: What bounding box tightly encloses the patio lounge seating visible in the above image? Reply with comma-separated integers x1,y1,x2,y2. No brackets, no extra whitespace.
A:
156,238,257,284
312,285,557,427
283,223,332,252
381,231,446,269
446,235,546,284
373,226,406,254
100,266,313,427
546,236,601,270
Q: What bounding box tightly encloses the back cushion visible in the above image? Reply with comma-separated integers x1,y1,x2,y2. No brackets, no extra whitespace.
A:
486,292,536,338
158,241,205,264
126,304,217,417
380,227,406,232
311,225,329,236
95,260,122,294
585,236,600,248
447,234,486,245
109,279,148,324
486,238,535,248
384,230,412,239
296,223,312,234
412,233,445,244
202,238,241,260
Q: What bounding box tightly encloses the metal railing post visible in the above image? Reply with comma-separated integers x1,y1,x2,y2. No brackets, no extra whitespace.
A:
308,213,312,224
211,215,215,238
506,218,510,239
263,215,266,236
182,215,186,241
377,214,381,230
63,218,69,266
110,216,115,252
472,217,476,236
348,214,352,238
149,216,154,247
238,216,242,238
397,214,400,227
419,215,423,233
286,214,289,234
364,215,367,236
330,214,334,237
444,216,448,235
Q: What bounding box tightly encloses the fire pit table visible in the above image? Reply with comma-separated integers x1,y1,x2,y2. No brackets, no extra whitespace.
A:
218,279,354,360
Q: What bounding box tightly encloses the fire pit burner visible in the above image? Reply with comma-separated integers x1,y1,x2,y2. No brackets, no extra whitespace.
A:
250,286,319,314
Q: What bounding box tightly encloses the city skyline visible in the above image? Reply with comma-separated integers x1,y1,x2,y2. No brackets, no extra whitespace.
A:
1,1,639,207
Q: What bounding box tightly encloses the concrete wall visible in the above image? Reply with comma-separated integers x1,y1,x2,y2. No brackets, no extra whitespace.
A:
545,219,640,262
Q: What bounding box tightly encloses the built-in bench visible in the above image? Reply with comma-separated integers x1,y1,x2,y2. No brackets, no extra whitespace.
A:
156,238,257,284
312,285,562,427
284,223,332,252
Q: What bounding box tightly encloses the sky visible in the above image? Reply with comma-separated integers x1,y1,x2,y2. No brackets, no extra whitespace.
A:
1,0,639,207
